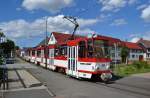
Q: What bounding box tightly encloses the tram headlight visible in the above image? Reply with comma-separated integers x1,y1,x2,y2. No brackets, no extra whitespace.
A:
95,63,110,70
95,64,99,70
95,64,100,70
105,63,110,69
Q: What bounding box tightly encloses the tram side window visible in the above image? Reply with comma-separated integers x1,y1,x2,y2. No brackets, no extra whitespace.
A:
32,50,35,56
55,46,67,57
54,49,59,56
37,50,41,57
79,41,86,58
60,46,67,56
87,40,93,58
44,48,49,57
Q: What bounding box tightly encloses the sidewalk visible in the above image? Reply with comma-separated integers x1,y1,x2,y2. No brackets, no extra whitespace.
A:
2,65,53,98
5,88,52,98
8,69,42,89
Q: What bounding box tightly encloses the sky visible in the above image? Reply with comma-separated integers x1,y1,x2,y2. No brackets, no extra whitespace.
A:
0,0,150,48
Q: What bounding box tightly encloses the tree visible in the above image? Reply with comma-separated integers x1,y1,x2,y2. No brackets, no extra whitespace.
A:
121,47,129,63
0,39,15,58
0,32,5,37
0,32,5,43
15,46,20,50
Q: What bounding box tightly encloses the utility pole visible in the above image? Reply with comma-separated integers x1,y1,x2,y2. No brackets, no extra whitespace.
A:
114,43,117,67
45,17,48,69
63,16,79,40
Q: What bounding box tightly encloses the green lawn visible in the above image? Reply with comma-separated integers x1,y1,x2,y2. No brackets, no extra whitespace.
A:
112,61,150,77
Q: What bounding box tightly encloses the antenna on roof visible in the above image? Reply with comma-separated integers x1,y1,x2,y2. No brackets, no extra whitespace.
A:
63,16,79,40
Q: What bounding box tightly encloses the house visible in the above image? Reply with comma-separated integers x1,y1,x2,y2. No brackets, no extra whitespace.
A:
124,42,144,62
48,32,84,45
137,38,150,61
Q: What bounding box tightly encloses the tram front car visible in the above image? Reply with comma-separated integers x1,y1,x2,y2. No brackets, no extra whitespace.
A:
85,37,112,82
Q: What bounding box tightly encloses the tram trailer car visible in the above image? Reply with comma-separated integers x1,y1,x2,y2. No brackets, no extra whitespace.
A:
27,37,112,81
24,48,32,62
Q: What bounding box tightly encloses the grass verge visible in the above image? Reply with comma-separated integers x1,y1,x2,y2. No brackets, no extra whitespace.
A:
113,61,150,77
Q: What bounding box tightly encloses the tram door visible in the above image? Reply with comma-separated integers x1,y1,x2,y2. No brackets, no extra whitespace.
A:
68,46,78,77
49,49,54,68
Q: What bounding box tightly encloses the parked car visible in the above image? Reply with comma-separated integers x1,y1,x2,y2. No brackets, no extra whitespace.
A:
6,58,15,64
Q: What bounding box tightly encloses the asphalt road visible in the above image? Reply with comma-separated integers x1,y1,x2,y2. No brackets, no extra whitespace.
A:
26,64,150,98
4,58,150,98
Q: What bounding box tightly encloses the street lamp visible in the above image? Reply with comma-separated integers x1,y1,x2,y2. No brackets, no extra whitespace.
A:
45,17,48,69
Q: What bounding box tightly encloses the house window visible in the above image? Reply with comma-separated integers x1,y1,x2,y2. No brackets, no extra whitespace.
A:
132,55,135,58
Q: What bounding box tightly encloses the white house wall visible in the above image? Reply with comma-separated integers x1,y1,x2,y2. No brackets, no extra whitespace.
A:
48,34,57,45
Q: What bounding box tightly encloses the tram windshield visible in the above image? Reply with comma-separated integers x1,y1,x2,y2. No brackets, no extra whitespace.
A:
87,39,109,58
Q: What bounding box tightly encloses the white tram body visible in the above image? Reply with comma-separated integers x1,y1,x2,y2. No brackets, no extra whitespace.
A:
24,35,112,81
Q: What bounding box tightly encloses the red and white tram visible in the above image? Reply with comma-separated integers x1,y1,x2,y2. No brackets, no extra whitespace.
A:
24,35,112,81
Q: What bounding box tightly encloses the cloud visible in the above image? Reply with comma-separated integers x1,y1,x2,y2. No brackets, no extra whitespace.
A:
137,4,147,10
16,7,22,11
22,0,73,13
76,28,96,36
99,0,137,12
128,0,138,5
129,31,150,42
130,37,140,42
110,18,127,26
141,5,150,22
0,15,98,40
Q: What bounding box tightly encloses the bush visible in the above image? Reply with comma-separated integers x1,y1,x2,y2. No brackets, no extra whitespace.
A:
116,65,137,76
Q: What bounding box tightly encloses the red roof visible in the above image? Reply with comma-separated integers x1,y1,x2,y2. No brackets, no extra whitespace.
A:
52,32,84,45
124,42,142,49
